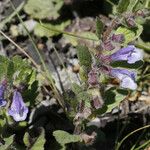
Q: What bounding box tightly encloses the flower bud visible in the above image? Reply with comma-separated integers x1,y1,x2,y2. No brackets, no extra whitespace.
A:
111,34,124,43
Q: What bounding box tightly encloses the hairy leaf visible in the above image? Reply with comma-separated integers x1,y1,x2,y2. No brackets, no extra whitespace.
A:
133,0,148,11
77,45,92,69
7,61,14,83
115,25,143,44
116,0,130,13
0,135,14,150
104,89,128,113
72,83,83,94
0,55,9,79
34,21,70,37
96,17,104,39
31,130,45,150
24,0,64,19
77,91,91,107
63,32,98,46
53,130,81,148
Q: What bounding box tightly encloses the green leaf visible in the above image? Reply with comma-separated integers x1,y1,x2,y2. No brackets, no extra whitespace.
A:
136,38,150,53
34,21,70,37
115,27,135,44
23,80,39,105
72,83,83,94
0,135,14,150
0,55,9,79
76,45,92,69
79,66,89,82
7,60,14,82
72,83,91,108
96,17,104,39
12,56,33,83
53,130,81,148
133,0,148,11
24,0,64,19
116,0,130,13
111,61,143,69
127,0,139,12
104,88,128,113
63,32,99,46
77,91,91,107
115,25,143,44
31,130,45,150
135,24,143,39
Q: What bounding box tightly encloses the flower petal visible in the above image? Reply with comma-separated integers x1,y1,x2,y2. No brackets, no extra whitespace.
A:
0,83,7,107
0,98,7,107
120,76,137,90
127,48,143,64
110,68,137,90
8,91,28,122
111,45,143,64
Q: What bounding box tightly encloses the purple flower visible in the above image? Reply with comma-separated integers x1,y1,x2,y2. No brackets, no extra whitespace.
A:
88,69,99,86
8,91,28,122
0,83,7,107
111,45,143,64
111,34,124,43
103,40,115,51
110,68,137,90
126,16,136,27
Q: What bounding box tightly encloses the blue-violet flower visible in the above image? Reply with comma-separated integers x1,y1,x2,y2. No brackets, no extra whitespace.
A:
8,91,28,122
111,45,143,64
0,83,7,107
110,68,137,90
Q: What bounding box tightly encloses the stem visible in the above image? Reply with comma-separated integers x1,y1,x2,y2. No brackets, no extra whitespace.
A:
134,140,150,150
39,20,99,42
53,46,73,84
116,124,150,150
106,0,116,6
10,0,65,109
0,1,24,29
0,30,39,69
136,42,150,53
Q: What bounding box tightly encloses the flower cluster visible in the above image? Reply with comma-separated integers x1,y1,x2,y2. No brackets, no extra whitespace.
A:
0,80,28,122
88,34,143,90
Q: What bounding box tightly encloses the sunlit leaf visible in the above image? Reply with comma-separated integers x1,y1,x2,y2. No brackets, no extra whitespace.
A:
24,0,64,19
31,130,45,150
0,135,14,150
116,0,130,13
34,21,70,37
115,25,143,44
53,130,81,149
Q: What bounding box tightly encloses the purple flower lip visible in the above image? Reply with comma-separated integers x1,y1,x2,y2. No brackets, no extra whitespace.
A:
8,90,28,122
0,83,7,107
110,68,137,90
110,45,143,64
